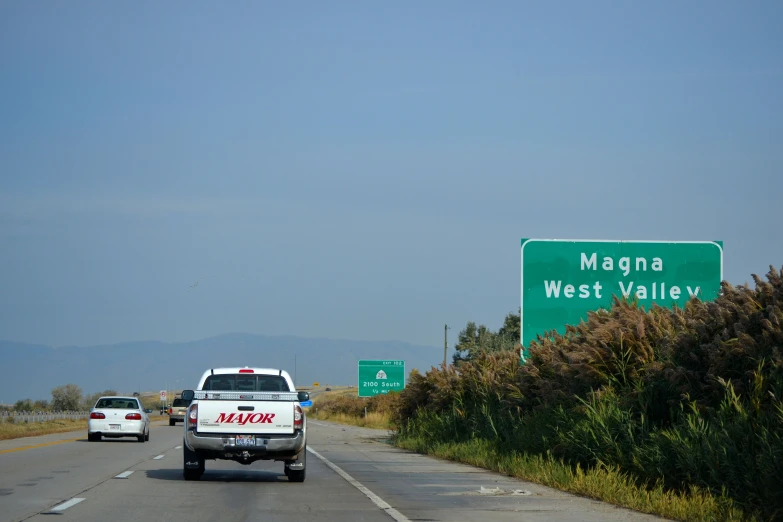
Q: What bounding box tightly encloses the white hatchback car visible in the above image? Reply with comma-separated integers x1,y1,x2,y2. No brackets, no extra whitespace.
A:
88,396,150,442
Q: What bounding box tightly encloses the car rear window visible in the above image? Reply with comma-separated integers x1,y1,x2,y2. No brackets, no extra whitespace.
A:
95,398,139,409
202,374,290,392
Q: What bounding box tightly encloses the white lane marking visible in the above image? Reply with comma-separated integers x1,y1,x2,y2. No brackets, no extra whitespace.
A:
115,471,134,479
49,498,85,512
308,447,410,522
153,455,164,460
175,445,183,449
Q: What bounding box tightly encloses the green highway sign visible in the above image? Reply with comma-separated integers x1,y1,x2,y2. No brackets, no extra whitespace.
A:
520,239,724,359
358,360,405,397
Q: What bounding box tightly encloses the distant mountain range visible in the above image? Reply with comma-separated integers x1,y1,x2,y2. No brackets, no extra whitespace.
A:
0,333,449,404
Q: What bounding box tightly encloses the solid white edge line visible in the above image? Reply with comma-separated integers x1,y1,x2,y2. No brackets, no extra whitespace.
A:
153,454,164,460
307,447,410,522
115,471,134,479
49,497,85,512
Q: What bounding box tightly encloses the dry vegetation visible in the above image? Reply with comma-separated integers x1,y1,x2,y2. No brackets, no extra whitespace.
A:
308,387,397,430
0,418,88,440
314,266,783,522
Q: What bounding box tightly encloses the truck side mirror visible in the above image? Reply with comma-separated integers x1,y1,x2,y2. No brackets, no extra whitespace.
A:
297,391,310,402
181,390,195,401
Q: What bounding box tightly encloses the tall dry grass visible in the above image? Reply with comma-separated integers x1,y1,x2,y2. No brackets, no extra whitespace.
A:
393,265,783,522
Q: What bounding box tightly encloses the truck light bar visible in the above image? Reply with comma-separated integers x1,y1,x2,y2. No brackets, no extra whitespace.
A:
191,391,299,401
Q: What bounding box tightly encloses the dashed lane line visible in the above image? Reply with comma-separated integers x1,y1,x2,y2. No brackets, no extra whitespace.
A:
48,497,85,513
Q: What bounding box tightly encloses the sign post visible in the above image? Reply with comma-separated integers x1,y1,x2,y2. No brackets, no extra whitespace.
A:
520,239,724,360
358,360,405,397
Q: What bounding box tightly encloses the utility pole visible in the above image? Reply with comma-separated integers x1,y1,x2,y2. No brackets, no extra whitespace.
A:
444,324,450,368
294,354,297,386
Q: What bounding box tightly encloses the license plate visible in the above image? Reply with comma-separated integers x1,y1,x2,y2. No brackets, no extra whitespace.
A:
236,435,255,447
109,424,121,430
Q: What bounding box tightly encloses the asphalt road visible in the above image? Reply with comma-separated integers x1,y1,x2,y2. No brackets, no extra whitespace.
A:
0,418,667,522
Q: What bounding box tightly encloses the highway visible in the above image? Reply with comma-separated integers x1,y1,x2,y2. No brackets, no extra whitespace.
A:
0,419,665,522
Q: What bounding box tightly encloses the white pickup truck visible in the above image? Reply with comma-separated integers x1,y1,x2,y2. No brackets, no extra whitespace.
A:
180,367,309,482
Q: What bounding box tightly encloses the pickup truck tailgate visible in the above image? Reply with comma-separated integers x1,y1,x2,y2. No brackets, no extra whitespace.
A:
196,398,296,435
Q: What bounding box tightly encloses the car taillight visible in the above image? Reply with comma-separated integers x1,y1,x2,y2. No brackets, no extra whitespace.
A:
187,404,198,428
125,413,142,420
90,412,105,419
294,404,303,429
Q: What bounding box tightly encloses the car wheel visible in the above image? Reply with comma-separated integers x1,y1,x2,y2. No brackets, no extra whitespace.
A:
145,429,150,441
137,433,145,442
88,433,99,442
287,447,306,483
183,444,205,481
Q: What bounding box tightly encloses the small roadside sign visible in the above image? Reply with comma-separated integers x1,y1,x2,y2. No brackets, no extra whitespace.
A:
159,390,167,401
300,400,313,407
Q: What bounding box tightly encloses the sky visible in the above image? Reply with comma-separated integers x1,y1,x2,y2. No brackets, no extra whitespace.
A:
1,1,781,349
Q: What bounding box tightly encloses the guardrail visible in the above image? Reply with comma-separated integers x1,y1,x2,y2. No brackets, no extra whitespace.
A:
0,411,90,423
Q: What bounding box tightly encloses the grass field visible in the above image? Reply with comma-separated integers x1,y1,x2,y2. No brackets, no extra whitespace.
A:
0,414,169,440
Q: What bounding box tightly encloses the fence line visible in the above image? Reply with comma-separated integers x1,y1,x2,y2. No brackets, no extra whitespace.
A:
0,411,89,423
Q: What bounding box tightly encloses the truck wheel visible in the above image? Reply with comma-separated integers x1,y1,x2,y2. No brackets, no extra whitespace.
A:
183,444,205,481
169,419,175,426
287,447,306,483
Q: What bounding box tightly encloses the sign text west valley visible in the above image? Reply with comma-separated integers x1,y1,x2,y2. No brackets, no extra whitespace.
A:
520,239,723,357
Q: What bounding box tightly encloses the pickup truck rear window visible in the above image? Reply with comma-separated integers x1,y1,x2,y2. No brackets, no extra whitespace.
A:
172,398,191,407
202,375,291,392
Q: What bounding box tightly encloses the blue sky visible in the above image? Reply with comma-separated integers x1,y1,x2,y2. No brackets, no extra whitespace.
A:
1,1,781,348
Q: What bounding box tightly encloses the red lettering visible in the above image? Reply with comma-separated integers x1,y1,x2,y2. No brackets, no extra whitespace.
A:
214,412,275,424
215,413,237,423
245,413,262,424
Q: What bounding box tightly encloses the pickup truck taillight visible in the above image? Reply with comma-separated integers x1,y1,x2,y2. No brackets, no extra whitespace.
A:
125,413,142,420
187,404,198,428
90,412,105,419
168,408,173,414
294,404,303,430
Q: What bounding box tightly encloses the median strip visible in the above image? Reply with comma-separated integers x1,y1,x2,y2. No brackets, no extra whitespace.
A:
0,437,82,454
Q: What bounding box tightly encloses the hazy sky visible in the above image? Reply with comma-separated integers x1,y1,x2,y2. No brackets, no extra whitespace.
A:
1,1,781,349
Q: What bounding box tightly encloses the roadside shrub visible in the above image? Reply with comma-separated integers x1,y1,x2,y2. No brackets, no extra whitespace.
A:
393,265,783,521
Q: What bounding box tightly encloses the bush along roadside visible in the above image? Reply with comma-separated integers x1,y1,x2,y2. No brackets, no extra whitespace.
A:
391,265,783,522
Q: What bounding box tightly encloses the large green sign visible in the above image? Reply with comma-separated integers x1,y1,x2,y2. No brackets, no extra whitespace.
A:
358,360,405,397
520,239,723,359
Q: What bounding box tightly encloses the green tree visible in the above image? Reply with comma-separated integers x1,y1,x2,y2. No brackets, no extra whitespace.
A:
452,310,521,365
32,399,50,411
51,384,83,411
14,399,33,411
82,389,118,410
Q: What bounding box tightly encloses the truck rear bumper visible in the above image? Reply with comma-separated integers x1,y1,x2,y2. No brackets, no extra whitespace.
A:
185,429,305,455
